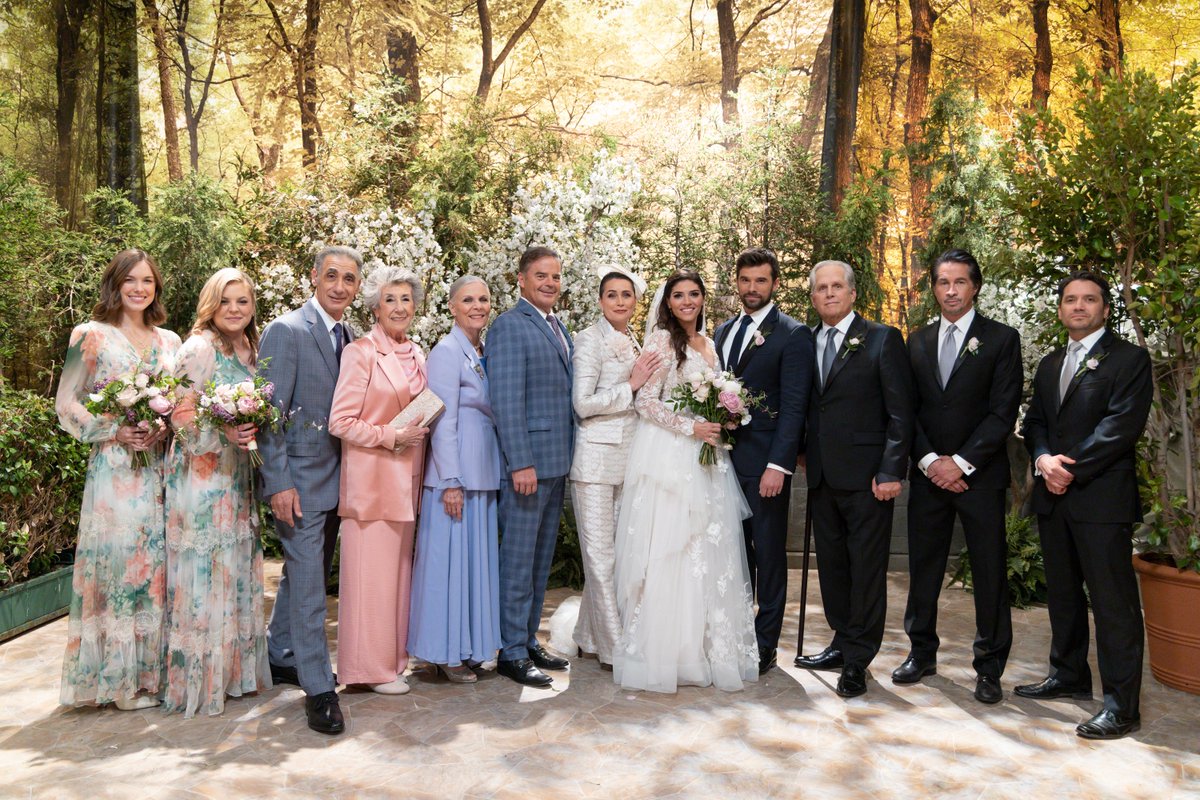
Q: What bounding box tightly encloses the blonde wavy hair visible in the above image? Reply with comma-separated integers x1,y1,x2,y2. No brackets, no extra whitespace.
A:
190,268,260,360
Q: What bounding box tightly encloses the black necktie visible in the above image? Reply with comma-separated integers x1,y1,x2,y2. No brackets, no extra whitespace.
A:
333,322,345,363
727,315,753,369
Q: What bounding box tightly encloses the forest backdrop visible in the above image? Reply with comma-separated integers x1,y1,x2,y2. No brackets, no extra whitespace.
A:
1,0,1199,584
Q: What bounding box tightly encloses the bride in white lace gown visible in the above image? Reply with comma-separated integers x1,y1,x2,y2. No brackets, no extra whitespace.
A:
612,270,759,693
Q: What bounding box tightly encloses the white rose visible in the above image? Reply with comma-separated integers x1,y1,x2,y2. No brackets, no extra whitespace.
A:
116,386,140,408
221,400,237,416
88,392,104,403
133,373,150,389
722,380,741,394
145,386,162,398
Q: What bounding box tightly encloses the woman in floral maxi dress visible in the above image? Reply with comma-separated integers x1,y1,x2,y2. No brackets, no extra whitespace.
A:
163,268,271,716
56,249,181,710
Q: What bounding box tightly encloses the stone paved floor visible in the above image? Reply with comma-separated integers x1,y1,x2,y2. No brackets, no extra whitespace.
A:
2,562,1198,799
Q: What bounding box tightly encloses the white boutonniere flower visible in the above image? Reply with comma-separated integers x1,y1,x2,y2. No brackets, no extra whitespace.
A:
1074,352,1107,378
753,331,766,347
966,337,981,355
841,336,863,359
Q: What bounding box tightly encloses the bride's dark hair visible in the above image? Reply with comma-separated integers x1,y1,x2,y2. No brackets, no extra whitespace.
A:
655,269,706,365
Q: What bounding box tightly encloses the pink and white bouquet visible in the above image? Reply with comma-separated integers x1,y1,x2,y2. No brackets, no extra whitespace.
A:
669,368,765,466
195,374,281,466
85,366,189,468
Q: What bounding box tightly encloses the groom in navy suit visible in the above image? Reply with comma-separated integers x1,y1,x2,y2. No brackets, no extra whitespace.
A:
486,246,576,687
713,248,814,675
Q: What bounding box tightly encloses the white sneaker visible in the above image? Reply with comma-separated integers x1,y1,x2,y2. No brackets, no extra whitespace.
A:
369,676,410,695
114,695,161,711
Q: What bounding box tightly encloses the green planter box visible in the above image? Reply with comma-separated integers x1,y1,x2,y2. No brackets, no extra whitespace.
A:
0,565,73,642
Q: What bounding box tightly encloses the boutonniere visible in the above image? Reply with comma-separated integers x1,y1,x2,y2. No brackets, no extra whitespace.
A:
966,337,981,355
473,361,486,380
1074,352,1106,378
841,336,863,359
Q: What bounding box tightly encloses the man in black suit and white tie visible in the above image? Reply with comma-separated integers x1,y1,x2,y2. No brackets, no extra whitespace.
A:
1015,270,1152,740
713,248,814,676
795,260,914,698
894,250,1022,704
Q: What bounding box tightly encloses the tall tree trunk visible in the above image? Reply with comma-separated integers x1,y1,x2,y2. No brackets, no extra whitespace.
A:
475,0,548,103
820,0,866,211
265,0,322,170
55,0,92,220
797,12,833,153
1095,0,1123,78
716,0,740,125
384,27,420,201
173,0,227,171
97,0,148,215
1030,0,1051,108
903,0,937,310
140,0,183,181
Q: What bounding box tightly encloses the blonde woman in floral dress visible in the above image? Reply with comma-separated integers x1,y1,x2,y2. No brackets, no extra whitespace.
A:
56,249,181,710
163,268,271,717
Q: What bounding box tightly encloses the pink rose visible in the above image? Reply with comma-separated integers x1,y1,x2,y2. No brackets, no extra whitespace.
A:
236,396,259,415
718,390,744,414
148,395,173,415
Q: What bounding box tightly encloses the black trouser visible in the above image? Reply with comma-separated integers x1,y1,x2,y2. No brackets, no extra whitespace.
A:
738,471,793,652
904,482,1012,678
1038,506,1144,717
809,484,892,669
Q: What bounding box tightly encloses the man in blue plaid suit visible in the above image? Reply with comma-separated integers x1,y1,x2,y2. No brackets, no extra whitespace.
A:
486,246,576,687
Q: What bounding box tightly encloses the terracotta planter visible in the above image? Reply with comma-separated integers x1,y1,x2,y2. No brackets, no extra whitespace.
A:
0,565,73,642
1134,553,1200,695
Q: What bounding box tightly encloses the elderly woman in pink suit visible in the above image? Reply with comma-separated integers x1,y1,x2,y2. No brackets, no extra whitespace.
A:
329,265,430,695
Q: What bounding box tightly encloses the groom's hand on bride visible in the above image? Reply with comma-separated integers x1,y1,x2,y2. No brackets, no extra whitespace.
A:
759,468,785,498
511,466,538,495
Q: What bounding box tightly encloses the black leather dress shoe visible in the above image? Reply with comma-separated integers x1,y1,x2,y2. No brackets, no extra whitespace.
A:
891,655,937,685
1076,709,1140,740
1013,676,1092,701
758,647,777,675
794,646,844,671
304,691,345,735
497,658,554,687
974,674,1003,704
271,662,301,687
529,643,570,671
836,664,868,698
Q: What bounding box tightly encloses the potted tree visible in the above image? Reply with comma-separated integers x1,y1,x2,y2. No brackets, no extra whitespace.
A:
1003,65,1200,694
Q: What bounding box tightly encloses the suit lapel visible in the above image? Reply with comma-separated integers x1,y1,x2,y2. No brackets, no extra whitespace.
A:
734,306,779,376
945,314,986,387
370,326,413,408
520,298,570,373
917,323,943,393
714,319,732,371
823,314,866,392
303,302,339,377
1059,330,1112,411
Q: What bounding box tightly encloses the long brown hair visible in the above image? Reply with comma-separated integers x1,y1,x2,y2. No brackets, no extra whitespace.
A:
656,269,706,365
91,248,167,326
190,268,260,361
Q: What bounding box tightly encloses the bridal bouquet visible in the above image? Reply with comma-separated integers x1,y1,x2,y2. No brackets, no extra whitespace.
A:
670,369,764,466
86,366,190,468
195,375,282,467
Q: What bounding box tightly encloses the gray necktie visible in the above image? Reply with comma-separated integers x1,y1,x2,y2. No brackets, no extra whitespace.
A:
939,323,958,389
1060,341,1083,405
547,313,568,357
821,327,837,386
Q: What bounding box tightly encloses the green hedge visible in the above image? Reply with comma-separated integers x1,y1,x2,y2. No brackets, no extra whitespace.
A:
0,389,90,587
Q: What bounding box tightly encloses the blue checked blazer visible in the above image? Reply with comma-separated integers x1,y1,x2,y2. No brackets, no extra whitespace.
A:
485,297,575,479
256,298,350,513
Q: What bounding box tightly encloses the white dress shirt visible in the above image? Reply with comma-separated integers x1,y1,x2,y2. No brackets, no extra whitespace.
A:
918,307,977,477
308,296,344,350
721,302,774,368
816,311,856,386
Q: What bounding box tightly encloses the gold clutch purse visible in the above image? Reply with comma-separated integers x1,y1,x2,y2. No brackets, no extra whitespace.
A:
390,387,446,429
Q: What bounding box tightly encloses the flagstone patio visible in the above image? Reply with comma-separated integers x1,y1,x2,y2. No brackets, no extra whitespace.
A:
2,561,1197,799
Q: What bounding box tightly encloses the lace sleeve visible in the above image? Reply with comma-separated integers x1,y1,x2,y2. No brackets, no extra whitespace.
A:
56,323,119,444
634,329,694,437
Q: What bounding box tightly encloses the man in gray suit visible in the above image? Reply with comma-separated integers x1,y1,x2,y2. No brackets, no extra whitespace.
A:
258,246,362,734
486,246,576,687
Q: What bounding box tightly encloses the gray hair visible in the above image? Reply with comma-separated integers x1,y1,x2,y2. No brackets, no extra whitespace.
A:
449,274,489,303
809,260,856,292
313,245,364,274
362,265,424,312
